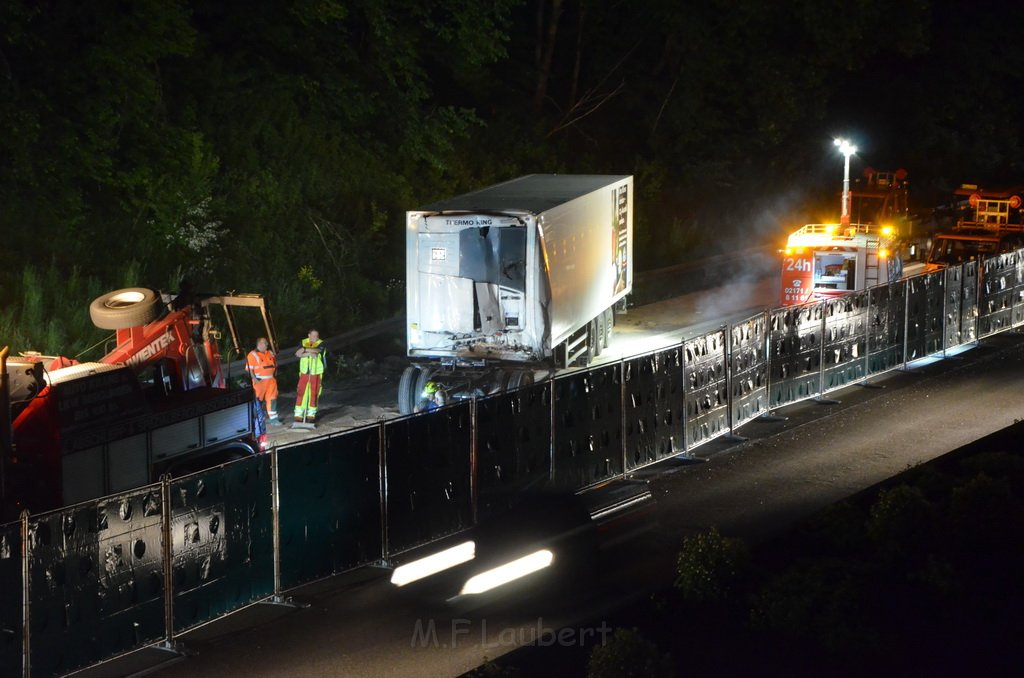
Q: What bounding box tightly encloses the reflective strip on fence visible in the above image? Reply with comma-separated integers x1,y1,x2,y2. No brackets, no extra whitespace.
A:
10,247,1024,676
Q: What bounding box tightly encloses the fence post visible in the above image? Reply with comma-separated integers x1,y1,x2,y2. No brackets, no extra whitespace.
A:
864,290,872,379
470,395,478,525
620,358,627,478
549,379,557,483
942,268,950,356
159,474,176,652
20,510,29,678
270,447,283,599
681,334,690,456
818,303,827,396
726,323,736,437
902,279,911,369
378,418,389,564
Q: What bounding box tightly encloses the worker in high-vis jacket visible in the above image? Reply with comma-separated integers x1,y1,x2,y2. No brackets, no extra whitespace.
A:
246,337,280,426
294,328,326,425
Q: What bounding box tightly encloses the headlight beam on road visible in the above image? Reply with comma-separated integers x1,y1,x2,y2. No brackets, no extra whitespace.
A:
390,541,476,586
459,549,554,595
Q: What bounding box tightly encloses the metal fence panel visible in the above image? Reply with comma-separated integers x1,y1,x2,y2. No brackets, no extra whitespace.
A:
822,292,868,393
960,260,979,345
277,428,383,590
1015,247,1024,327
28,486,165,677
943,265,965,349
476,383,553,517
905,270,944,361
683,328,729,450
553,365,624,489
0,520,20,677
729,313,768,429
768,304,823,409
979,252,1016,338
384,405,472,556
623,347,685,471
867,280,906,375
170,454,274,633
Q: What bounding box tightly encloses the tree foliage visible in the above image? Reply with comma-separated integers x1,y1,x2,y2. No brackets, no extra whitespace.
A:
2,0,1020,348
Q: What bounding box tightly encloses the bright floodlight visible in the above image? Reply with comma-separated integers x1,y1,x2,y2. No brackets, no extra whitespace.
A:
390,541,476,586
459,549,554,595
834,137,857,157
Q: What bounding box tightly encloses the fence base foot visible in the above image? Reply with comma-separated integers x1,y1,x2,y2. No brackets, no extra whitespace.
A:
124,641,191,678
857,381,885,389
814,397,840,405
724,433,748,442
290,422,317,430
261,594,310,609
757,413,788,422
151,640,189,657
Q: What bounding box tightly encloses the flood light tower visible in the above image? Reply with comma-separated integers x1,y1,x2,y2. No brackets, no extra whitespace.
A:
834,138,857,226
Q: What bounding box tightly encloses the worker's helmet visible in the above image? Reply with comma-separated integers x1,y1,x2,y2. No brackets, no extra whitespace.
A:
423,381,440,395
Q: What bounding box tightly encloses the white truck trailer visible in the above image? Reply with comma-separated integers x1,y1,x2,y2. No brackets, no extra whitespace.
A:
399,174,633,414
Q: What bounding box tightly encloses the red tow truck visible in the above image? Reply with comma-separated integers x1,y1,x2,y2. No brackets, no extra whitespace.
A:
0,287,276,519
780,168,912,306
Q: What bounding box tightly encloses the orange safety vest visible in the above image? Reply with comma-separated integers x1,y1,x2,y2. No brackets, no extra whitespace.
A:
246,349,277,380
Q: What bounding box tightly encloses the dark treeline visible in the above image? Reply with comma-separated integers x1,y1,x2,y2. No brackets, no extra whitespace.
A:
3,0,1023,352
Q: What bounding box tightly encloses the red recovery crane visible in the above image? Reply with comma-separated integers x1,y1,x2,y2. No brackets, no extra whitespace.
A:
1,287,276,518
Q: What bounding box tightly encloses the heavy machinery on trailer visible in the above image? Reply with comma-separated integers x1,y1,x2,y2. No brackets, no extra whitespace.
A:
780,168,911,306
400,174,633,414
924,184,1024,271
0,287,276,519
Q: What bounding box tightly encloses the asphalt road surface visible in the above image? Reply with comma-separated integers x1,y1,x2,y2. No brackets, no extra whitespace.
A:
78,277,1024,678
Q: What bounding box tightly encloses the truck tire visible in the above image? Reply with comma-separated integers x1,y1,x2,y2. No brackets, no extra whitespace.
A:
507,370,534,392
594,316,604,358
576,321,597,367
398,366,419,415
602,307,614,349
90,288,162,330
487,369,510,395
413,367,436,411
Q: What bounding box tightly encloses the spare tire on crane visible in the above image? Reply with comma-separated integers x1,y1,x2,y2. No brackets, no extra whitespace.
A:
89,288,162,330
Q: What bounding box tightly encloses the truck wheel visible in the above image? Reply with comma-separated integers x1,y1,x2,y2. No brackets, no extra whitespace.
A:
487,369,510,395
508,370,534,392
90,288,162,330
602,307,614,349
414,367,436,408
594,316,604,357
398,366,419,415
576,321,597,367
